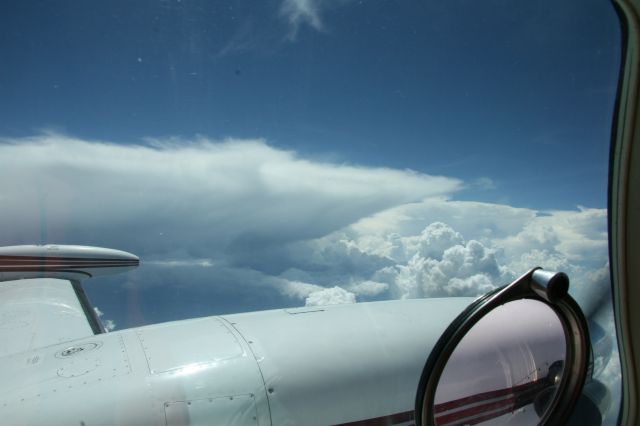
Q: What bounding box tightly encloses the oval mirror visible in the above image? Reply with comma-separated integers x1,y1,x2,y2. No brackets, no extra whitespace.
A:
432,299,566,426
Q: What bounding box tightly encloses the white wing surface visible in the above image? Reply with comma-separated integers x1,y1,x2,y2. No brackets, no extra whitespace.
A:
0,278,94,357
0,245,139,357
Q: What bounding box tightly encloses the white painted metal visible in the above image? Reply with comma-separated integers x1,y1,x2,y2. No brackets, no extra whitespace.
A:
0,245,139,282
0,245,140,357
0,297,473,426
137,317,246,375
164,395,259,426
0,316,272,426
222,299,473,426
0,278,93,357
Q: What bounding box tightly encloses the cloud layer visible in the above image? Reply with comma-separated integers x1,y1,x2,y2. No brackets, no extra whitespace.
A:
0,134,460,259
0,134,608,309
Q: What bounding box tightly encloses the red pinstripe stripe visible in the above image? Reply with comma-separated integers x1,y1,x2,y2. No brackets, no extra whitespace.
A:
434,379,545,413
333,410,414,426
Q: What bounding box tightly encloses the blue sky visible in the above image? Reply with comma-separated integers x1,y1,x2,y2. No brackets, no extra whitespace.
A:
0,0,620,326
0,0,619,210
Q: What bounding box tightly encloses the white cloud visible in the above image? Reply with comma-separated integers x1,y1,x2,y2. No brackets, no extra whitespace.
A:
399,222,465,262
0,133,460,259
371,232,510,299
280,0,324,39
280,279,324,299
267,200,608,316
349,199,537,243
305,286,356,306
94,306,116,331
279,0,354,39
496,206,607,265
346,280,389,297
146,259,215,267
103,319,116,332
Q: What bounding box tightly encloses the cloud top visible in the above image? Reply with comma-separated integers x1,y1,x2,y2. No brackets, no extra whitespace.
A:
305,286,356,306
0,133,461,258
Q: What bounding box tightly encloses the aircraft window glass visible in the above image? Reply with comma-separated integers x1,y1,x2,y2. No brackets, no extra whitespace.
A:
0,0,621,424
434,300,567,425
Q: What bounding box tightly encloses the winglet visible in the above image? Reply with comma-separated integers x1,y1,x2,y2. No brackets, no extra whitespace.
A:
0,244,139,282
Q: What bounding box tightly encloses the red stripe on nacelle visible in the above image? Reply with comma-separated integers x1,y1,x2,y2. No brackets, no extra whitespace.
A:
333,410,414,426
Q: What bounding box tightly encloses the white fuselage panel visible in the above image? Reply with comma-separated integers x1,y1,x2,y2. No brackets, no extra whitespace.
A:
0,298,473,426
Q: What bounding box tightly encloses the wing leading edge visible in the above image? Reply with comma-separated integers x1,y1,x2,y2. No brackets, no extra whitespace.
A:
0,245,139,357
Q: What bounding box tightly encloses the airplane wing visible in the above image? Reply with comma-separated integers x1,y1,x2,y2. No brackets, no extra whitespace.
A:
0,278,96,357
0,245,139,358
